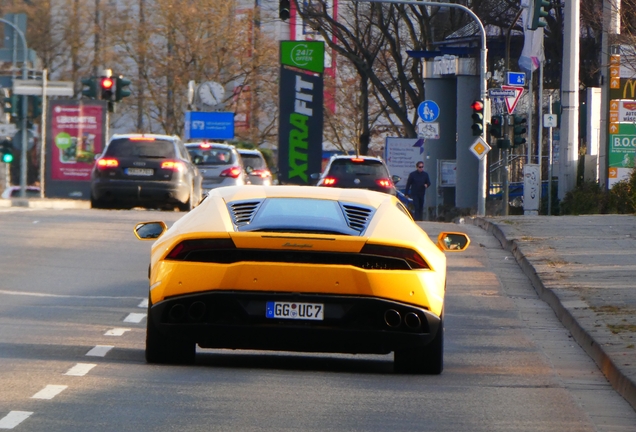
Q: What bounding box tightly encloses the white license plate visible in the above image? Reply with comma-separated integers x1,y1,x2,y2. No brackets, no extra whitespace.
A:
126,168,153,176
266,302,324,320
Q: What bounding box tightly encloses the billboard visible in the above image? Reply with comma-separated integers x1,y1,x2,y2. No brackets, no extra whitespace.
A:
45,100,107,199
277,65,323,184
608,123,636,188
184,111,235,140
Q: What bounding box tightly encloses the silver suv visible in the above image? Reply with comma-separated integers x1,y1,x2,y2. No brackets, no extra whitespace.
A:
237,149,273,186
185,142,248,192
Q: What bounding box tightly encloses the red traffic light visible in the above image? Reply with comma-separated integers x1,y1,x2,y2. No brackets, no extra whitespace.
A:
101,77,114,90
471,100,484,111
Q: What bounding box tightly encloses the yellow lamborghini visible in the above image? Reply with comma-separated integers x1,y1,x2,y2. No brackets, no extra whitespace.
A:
134,185,469,374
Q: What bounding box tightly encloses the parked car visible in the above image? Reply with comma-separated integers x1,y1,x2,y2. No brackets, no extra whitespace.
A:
90,133,203,211
237,148,273,186
313,155,399,195
133,185,470,373
185,142,249,192
1,185,41,199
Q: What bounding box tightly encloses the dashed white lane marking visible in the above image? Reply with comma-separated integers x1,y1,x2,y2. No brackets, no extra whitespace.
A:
31,385,67,400
86,345,114,357
0,411,33,429
123,313,146,323
104,328,131,336
138,298,148,308
0,289,143,301
65,363,97,376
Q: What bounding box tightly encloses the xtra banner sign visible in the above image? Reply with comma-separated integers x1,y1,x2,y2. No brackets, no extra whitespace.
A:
46,99,107,199
278,66,323,184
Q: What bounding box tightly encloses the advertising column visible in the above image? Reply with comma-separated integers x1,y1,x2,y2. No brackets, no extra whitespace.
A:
278,41,324,185
45,100,108,199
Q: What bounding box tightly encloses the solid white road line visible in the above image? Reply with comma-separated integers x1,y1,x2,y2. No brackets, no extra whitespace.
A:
104,328,131,336
0,411,33,429
31,385,67,400
138,298,149,308
123,313,146,323
65,363,97,376
85,345,114,357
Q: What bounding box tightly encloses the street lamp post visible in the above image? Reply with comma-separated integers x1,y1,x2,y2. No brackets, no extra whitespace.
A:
356,0,488,215
0,18,29,198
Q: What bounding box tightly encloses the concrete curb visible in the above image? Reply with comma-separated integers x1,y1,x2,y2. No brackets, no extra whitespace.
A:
468,216,636,411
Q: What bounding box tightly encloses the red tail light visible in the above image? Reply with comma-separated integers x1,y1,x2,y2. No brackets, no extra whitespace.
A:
351,158,364,162
96,158,119,169
251,169,271,178
166,238,236,260
376,178,392,188
322,177,337,186
220,166,242,178
161,160,184,171
360,243,429,269
129,136,155,141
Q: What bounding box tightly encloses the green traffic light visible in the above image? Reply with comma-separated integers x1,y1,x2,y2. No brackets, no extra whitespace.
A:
529,0,551,30
2,152,13,163
81,77,98,99
115,76,132,101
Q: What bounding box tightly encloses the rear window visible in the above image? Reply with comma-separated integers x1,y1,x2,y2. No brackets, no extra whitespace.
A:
187,147,233,166
328,159,388,177
241,154,266,169
105,138,176,158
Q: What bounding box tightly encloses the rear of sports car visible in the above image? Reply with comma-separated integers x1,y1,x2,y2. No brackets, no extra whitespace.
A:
142,186,455,373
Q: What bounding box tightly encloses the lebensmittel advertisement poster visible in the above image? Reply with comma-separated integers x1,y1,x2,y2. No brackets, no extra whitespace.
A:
50,100,106,181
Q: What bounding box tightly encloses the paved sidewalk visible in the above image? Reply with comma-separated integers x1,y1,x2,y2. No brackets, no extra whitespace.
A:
467,215,636,411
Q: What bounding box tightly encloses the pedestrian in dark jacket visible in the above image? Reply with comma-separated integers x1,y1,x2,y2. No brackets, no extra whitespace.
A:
405,161,431,221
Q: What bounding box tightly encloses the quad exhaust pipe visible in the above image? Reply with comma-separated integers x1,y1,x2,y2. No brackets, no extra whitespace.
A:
384,309,422,329
384,309,401,327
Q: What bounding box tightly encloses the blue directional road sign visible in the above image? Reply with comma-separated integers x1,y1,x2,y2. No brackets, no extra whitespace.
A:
184,111,235,140
417,100,440,122
507,72,526,86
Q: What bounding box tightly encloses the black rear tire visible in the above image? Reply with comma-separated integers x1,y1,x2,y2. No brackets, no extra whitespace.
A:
145,305,196,364
179,186,194,212
394,313,444,374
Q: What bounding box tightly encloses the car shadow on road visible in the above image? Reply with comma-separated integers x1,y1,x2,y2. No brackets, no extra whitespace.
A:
195,350,395,375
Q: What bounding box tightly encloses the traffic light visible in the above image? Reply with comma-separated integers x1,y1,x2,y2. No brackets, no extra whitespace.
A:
30,96,43,119
512,115,527,147
490,115,503,138
471,100,484,136
115,76,132,101
279,0,290,21
100,76,114,101
528,0,551,30
1,139,13,164
81,77,98,99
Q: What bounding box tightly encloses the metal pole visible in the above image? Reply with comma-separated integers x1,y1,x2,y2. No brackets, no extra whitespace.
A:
357,0,488,214
40,69,48,198
548,95,553,215
537,61,544,211
559,0,580,199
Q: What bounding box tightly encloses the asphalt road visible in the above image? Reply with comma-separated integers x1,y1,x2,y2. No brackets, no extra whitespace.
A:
0,208,634,431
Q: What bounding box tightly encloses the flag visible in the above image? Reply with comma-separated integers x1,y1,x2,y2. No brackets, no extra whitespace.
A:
519,8,545,72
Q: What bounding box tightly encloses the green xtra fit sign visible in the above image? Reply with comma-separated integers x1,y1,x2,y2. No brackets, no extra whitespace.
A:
280,41,325,74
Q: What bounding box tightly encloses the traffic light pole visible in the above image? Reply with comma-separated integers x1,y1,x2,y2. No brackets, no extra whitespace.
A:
357,0,488,215
0,18,29,198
